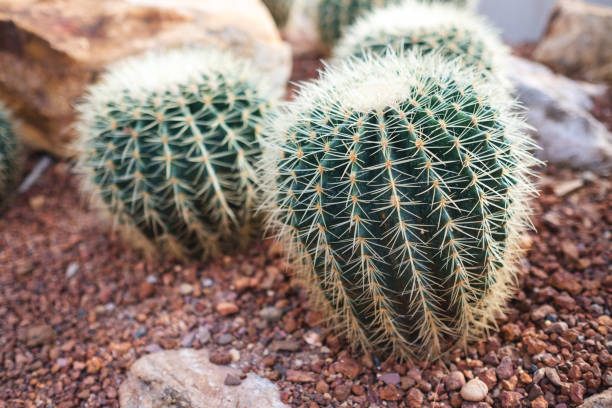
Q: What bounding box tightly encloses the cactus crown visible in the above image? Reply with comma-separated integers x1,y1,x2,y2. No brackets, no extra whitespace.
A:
316,0,403,48
262,0,293,28
334,0,508,81
76,48,277,260
261,52,538,360
0,102,19,206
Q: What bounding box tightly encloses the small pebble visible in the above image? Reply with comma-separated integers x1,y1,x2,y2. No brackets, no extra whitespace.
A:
380,384,402,401
216,302,239,316
500,391,522,408
259,306,282,322
138,282,156,300
209,350,232,365
196,327,211,344
215,333,233,345
461,378,489,402
270,340,301,352
531,395,548,408
25,324,56,347
332,356,361,379
334,384,350,400
406,388,424,408
178,283,193,295
65,262,79,278
229,349,240,363
445,370,466,391
133,327,147,339
379,372,400,386
496,357,514,380
224,374,241,386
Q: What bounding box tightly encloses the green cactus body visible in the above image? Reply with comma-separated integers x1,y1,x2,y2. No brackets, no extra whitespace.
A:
262,52,538,360
263,0,293,27
76,48,278,260
334,0,507,80
316,0,403,48
0,102,19,206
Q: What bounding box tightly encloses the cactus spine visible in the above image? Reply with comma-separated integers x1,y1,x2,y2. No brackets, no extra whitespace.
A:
263,0,293,28
316,0,403,48
334,0,508,80
76,48,278,260
261,52,538,360
0,102,19,206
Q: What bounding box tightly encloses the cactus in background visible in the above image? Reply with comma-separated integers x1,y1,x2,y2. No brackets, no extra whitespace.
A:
0,102,19,207
76,48,278,260
263,0,293,28
316,0,403,48
334,0,507,80
261,52,538,360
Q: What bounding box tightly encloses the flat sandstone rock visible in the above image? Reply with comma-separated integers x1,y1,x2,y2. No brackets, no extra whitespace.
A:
119,348,289,408
508,56,612,170
0,0,291,156
534,0,612,83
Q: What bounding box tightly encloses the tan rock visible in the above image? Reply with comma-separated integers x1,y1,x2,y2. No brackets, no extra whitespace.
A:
460,378,489,402
0,0,291,157
119,348,288,408
534,0,612,82
581,388,612,408
283,0,325,56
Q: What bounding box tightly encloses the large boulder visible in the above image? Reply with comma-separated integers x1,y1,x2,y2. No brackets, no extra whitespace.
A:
0,0,291,157
534,0,612,82
119,348,289,408
508,56,612,170
580,388,612,408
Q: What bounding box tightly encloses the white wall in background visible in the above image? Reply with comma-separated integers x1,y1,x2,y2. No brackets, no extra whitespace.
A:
478,0,612,44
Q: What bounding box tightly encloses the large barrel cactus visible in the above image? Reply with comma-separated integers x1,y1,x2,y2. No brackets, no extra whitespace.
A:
0,102,19,207
316,0,403,49
334,0,508,80
76,48,278,260
261,52,538,360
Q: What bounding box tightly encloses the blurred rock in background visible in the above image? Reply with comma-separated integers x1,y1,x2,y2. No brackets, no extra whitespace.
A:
477,0,611,45
0,0,291,157
509,57,612,170
282,0,325,56
534,0,612,83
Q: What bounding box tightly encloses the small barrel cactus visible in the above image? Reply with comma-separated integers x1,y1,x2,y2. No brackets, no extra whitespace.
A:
334,0,508,79
261,52,538,360
263,0,293,27
316,0,403,48
0,102,19,206
76,48,278,260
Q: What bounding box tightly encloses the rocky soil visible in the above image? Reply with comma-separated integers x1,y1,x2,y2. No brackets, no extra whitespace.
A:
0,55,611,408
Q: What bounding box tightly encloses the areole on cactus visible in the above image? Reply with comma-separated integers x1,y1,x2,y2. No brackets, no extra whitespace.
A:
0,102,20,207
75,47,279,260
261,51,539,360
334,0,508,82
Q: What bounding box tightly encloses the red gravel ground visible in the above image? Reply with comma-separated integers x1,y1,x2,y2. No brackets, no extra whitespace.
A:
1,56,611,408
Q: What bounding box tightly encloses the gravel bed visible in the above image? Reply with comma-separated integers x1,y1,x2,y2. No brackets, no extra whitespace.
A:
0,54,610,408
